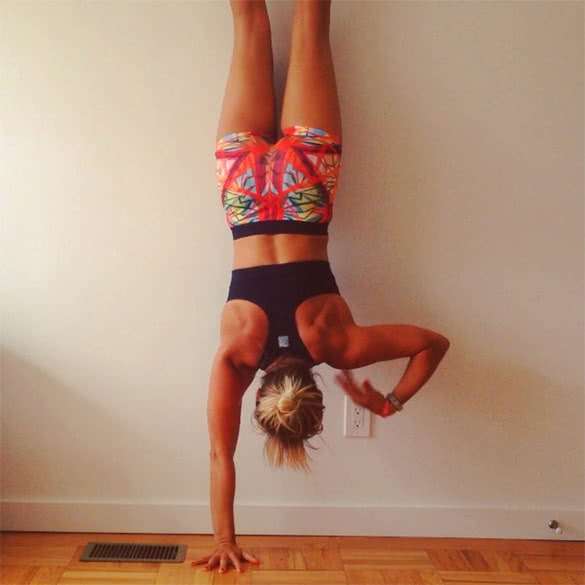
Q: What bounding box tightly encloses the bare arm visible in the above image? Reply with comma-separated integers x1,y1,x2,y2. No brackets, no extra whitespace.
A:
207,348,257,544
192,342,262,572
341,324,450,409
390,336,449,405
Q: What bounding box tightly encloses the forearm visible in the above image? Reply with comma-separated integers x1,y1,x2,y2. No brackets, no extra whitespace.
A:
392,339,449,406
210,453,236,544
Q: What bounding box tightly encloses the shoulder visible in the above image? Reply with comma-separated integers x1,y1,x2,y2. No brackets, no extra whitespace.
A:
220,300,269,369
297,294,355,328
297,294,356,368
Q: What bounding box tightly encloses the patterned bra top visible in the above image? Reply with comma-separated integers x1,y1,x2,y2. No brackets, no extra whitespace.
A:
215,126,343,240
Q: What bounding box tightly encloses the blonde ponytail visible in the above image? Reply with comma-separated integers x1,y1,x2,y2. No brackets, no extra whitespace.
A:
252,358,325,472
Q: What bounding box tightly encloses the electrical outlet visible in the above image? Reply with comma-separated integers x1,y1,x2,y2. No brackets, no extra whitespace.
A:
343,395,370,437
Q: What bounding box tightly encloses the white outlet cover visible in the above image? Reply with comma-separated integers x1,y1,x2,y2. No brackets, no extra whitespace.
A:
343,395,371,437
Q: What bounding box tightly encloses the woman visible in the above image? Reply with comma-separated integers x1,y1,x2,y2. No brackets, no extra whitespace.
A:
193,0,450,574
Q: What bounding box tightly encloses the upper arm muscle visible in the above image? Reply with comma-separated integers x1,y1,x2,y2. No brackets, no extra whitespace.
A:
344,324,443,369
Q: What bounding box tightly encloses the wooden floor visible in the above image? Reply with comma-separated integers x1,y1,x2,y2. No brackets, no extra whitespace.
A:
1,533,583,585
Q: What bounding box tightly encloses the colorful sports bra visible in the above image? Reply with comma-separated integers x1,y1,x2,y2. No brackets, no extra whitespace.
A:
215,126,342,240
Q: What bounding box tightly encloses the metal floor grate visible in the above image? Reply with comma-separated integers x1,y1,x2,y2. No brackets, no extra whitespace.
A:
80,541,187,563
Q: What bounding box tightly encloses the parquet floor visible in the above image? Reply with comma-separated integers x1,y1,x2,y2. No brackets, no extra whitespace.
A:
1,532,583,585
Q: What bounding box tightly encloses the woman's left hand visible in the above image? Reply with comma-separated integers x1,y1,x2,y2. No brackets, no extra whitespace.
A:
334,370,393,417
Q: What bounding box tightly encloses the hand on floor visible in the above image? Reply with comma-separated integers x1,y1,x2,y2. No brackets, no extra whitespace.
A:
192,541,260,573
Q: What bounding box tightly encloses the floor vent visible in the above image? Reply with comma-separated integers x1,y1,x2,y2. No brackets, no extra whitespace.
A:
81,541,187,563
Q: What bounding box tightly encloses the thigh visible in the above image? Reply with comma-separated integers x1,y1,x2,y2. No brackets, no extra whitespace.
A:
280,1,341,139
216,12,277,144
275,126,342,209
215,131,272,225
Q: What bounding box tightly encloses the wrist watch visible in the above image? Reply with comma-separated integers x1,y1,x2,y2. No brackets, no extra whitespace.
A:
381,391,404,417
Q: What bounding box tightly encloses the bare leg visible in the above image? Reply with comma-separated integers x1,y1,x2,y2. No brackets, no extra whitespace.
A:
215,0,277,143
280,0,342,139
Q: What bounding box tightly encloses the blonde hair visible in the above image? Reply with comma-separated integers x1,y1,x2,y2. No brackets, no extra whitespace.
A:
251,356,325,473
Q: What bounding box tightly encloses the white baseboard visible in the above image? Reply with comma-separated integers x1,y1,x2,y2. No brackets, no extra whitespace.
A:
1,500,583,540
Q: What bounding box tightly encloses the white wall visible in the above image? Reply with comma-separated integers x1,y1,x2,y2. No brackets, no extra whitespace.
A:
1,0,583,540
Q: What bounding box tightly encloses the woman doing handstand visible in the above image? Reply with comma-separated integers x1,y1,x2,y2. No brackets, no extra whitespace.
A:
193,0,450,574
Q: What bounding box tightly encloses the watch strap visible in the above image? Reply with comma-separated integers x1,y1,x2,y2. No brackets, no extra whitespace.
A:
385,391,404,412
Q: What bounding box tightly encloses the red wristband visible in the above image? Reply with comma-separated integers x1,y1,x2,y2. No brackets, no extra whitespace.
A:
381,398,393,417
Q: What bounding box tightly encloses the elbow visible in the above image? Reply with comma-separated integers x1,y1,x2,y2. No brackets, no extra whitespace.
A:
427,333,450,352
210,448,235,461
435,335,450,354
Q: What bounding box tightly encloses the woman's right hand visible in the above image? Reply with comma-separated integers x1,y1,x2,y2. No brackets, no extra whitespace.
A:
335,369,391,416
191,541,260,573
